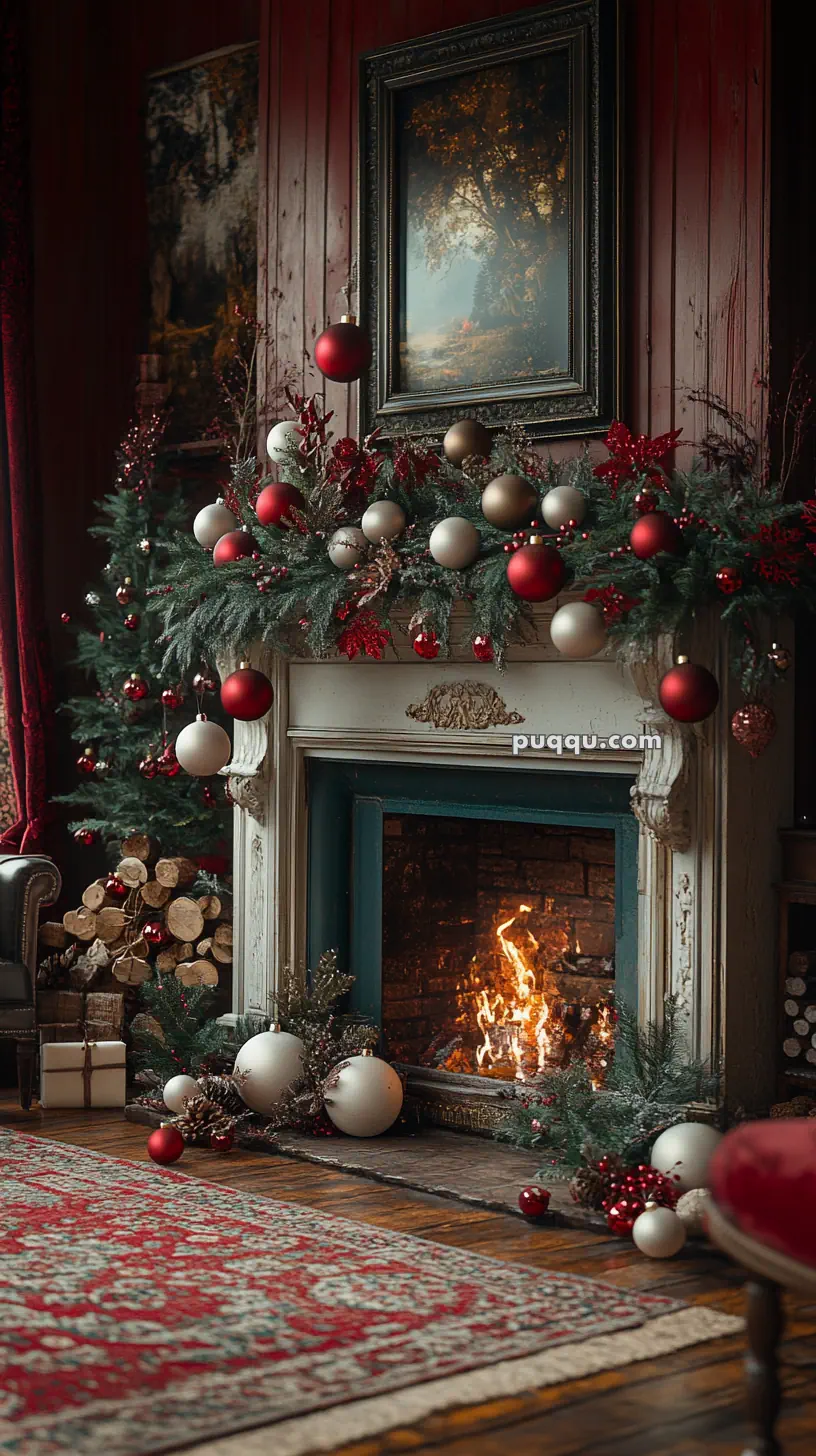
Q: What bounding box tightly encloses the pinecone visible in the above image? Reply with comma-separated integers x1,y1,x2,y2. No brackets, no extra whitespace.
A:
172,1095,236,1146
195,1073,248,1117
569,1152,624,1210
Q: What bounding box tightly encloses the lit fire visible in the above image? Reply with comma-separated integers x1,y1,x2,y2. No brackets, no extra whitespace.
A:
474,906,556,1081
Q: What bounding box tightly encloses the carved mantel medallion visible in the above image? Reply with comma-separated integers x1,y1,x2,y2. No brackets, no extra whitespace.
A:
406,680,525,731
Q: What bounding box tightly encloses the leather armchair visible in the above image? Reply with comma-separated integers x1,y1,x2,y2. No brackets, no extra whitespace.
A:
0,854,62,1108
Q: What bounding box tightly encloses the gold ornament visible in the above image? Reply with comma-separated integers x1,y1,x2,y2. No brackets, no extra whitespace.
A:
442,418,492,469
481,474,538,531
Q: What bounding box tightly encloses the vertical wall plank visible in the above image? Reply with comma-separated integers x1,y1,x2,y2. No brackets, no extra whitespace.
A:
259,0,282,430
324,0,355,435
628,0,653,431
707,0,747,424
303,0,332,396
647,0,678,437
744,0,770,441
673,0,712,456
275,0,310,398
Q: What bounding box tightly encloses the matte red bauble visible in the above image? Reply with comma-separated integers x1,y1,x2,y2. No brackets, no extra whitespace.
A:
73,827,96,846
658,657,720,723
715,566,742,595
142,920,168,947
123,612,140,631
76,748,96,775
157,745,180,778
314,315,372,383
123,673,149,701
629,511,682,559
518,1185,551,1220
212,529,256,566
506,539,566,602
220,663,274,721
255,481,305,528
161,687,184,711
731,702,776,758
139,752,159,780
210,1128,235,1153
104,875,128,902
413,630,439,660
147,1124,185,1165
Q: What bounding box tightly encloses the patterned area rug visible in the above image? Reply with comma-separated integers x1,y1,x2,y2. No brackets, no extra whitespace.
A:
0,1130,741,1456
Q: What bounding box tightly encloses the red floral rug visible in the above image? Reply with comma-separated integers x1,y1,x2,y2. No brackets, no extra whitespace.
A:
0,1130,740,1456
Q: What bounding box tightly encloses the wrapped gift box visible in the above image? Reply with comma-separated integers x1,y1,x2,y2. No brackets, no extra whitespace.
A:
40,1040,126,1108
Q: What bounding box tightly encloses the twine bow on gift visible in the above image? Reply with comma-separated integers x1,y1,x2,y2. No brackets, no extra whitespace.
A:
45,1026,123,1108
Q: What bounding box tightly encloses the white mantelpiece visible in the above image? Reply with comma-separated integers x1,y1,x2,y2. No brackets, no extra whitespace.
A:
221,609,793,1111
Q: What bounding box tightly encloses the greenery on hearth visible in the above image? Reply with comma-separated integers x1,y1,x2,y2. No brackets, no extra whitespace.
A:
497,998,720,1175
132,976,231,1083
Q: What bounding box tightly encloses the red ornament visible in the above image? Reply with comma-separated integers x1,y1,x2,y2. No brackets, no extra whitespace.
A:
99,632,106,644
76,748,96,776
123,612,140,631
518,1185,551,1220
606,1195,644,1236
210,1128,235,1154
212,529,256,566
157,745,180,777
104,875,128,902
142,920,168,947
472,634,494,663
634,488,657,515
255,481,305,529
161,687,184,711
192,672,217,695
506,539,566,602
147,1124,185,1165
123,673,149,702
629,511,682,560
73,827,96,847
60,611,71,624
139,752,159,779
658,658,719,723
314,315,372,383
715,566,743,595
413,629,440,660
115,580,134,606
731,703,776,758
220,663,274,721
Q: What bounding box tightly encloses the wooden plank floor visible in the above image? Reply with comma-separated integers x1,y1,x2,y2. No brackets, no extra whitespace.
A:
4,1099,816,1455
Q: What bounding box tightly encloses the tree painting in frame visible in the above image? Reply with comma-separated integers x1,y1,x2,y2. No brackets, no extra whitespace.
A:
145,43,259,444
359,1,620,443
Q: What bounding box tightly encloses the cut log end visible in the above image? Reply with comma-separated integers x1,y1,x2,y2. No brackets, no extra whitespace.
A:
175,959,219,987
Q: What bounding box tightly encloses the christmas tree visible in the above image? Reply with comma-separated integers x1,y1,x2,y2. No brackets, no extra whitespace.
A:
57,409,231,859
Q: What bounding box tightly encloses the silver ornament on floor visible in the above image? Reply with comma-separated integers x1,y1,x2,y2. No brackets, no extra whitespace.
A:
361,499,406,543
174,714,232,777
193,498,238,550
328,526,369,569
429,517,481,570
233,1027,306,1115
162,1074,200,1115
541,483,587,529
632,1202,687,1259
266,420,300,463
550,601,607,659
324,1049,404,1137
650,1122,723,1194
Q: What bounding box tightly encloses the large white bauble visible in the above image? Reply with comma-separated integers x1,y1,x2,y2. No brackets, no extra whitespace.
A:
174,714,232,777
361,499,407,544
193,498,237,550
550,600,607,659
162,1074,200,1114
676,1187,710,1237
234,1029,306,1115
328,526,369,569
650,1122,723,1194
429,516,481,570
632,1203,687,1259
324,1052,404,1137
541,483,587,529
266,420,300,463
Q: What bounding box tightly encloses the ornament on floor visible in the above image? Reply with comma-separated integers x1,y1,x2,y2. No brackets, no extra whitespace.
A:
104,874,128,903
192,671,217,695
518,1185,551,1220
323,1050,404,1137
147,1123,185,1165
213,529,256,566
220,663,274,721
210,1127,235,1153
472,634,494,663
76,748,97,776
266,419,301,463
658,657,719,723
174,715,231,777
629,511,682,559
632,1202,687,1259
481,473,538,531
328,526,368,568
157,744,180,777
731,702,776,757
139,750,158,779
541,484,587,530
715,566,743,595
60,611,71,625
314,314,372,383
73,827,96,846
123,612,140,631
550,601,606,659
634,486,657,515
429,516,481,570
233,1026,306,1115
193,498,238,550
507,535,566,602
115,578,134,606
413,628,440,660
255,480,305,528
85,591,100,607
442,418,492,469
650,1122,722,1194
361,499,406,543
123,672,149,702
161,686,184,711
162,1073,200,1114
675,1187,710,1236
768,642,792,674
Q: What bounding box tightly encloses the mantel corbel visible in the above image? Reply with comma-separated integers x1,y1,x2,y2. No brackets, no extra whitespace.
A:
625,635,694,853
215,646,273,822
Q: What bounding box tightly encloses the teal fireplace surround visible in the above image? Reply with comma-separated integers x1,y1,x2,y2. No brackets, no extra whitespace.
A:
307,759,639,1029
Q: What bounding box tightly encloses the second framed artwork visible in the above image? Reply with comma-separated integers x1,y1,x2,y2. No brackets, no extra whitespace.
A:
358,0,621,443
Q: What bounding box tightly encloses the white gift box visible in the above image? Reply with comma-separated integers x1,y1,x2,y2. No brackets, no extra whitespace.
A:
40,1040,126,1109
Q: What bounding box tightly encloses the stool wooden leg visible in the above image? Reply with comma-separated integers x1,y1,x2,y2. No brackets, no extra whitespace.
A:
743,1277,784,1456
16,1040,35,1111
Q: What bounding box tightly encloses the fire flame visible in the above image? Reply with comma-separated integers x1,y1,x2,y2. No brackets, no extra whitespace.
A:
474,905,556,1081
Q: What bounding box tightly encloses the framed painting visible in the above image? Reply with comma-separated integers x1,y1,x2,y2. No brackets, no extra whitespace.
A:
358,1,621,443
146,42,259,445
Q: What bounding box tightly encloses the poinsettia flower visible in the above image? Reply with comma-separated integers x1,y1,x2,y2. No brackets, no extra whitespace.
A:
594,422,682,498
336,610,391,660
750,521,804,586
584,585,640,624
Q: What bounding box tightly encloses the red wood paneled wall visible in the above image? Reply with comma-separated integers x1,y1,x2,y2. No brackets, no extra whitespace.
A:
257,0,770,456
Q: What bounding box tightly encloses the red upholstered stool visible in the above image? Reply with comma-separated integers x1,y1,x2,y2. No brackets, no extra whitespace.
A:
707,1120,816,1455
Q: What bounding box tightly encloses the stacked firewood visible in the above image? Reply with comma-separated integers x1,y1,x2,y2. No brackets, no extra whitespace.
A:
39,834,232,992
782,951,816,1066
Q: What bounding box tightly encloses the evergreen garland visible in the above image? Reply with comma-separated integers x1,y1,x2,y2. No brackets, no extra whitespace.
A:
132,976,231,1082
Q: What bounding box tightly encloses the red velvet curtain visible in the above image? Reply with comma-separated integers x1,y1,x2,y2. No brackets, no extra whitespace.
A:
0,0,53,851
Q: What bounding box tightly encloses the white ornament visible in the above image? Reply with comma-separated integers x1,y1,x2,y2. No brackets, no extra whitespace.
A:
549,600,607,659
162,1074,200,1115
193,498,238,550
676,1187,710,1237
541,483,587,530
174,714,231,777
324,1051,404,1137
328,526,369,569
632,1202,687,1259
429,516,481,570
234,1028,306,1115
266,420,300,463
650,1122,723,1194
361,499,407,544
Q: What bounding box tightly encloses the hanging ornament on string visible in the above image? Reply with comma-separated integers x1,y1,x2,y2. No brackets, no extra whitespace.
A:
768,642,792,674
174,714,231,777
139,749,159,780
193,498,238,550
472,634,494,663
123,673,149,702
220,662,274,721
314,313,372,383
213,529,256,566
550,600,607,659
429,517,481,569
442,418,492,469
328,526,368,568
541,484,587,531
715,566,743,595
76,747,97,776
413,629,440,660
123,612,140,631
161,687,184,711
658,657,719,723
629,511,682,560
266,419,301,463
361,499,406,543
192,671,217,696
731,702,777,757
115,578,134,606
507,534,566,602
481,474,538,531
138,538,152,555
157,743,181,777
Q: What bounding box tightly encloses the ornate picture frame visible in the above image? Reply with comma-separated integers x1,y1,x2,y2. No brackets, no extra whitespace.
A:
358,0,621,444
